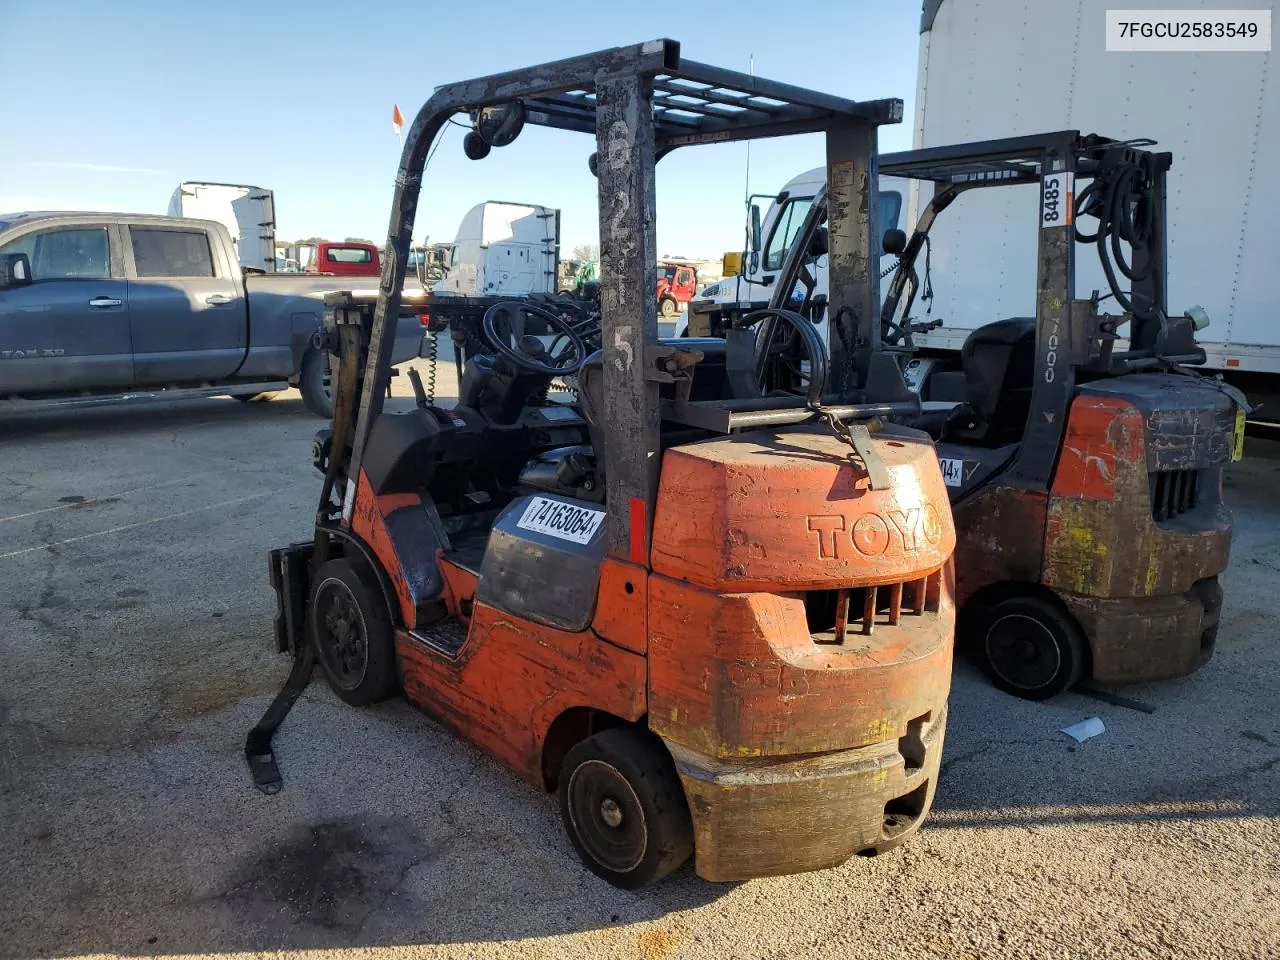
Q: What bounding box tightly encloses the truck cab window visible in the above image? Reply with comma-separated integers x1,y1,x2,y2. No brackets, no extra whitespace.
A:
327,247,372,263
0,227,110,280
763,198,814,272
130,228,215,278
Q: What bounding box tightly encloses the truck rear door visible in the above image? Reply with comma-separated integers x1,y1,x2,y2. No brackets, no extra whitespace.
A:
0,221,132,393
123,223,247,385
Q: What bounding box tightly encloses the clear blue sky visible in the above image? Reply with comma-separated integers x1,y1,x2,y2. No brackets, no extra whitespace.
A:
0,0,922,258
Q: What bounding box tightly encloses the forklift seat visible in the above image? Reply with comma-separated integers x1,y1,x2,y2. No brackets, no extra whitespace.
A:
947,317,1037,445
518,340,729,501
516,351,607,501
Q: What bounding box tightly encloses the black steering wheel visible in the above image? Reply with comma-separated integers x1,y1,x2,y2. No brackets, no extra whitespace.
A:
482,301,589,376
738,308,829,409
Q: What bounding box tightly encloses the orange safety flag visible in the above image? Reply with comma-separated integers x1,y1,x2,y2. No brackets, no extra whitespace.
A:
392,104,405,139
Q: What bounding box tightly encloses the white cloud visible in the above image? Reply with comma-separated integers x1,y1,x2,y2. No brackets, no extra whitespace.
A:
19,161,165,175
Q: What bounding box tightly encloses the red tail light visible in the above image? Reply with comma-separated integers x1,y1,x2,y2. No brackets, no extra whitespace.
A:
418,313,431,327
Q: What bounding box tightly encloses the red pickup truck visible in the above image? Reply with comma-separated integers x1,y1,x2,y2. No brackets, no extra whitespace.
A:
657,262,697,318
299,240,382,277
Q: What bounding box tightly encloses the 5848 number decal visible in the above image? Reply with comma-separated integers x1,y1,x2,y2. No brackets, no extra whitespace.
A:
1041,172,1074,228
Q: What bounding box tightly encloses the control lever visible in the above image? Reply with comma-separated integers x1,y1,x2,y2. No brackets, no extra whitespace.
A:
407,367,428,408
908,318,944,335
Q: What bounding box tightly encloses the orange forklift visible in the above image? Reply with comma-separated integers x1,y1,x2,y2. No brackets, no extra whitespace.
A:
756,133,1248,700
248,40,957,887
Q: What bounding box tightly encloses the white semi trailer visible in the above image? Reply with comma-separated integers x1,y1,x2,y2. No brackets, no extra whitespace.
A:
167,182,277,273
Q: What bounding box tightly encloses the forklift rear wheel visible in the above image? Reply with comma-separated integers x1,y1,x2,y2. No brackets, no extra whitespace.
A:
299,348,334,418
559,726,693,889
659,297,678,319
977,595,1086,700
308,558,396,707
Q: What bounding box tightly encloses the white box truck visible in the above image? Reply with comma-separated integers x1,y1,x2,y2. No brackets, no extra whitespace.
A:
430,201,560,298
695,0,1279,417
167,182,277,273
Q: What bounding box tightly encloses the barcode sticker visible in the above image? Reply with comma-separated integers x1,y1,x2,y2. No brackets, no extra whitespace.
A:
516,496,605,545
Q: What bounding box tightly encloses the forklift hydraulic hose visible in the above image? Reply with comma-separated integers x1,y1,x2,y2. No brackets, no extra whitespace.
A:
1074,157,1157,318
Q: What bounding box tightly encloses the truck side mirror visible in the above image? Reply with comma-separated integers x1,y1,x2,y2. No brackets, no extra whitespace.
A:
750,203,762,253
807,226,828,258
1,253,31,288
882,228,907,256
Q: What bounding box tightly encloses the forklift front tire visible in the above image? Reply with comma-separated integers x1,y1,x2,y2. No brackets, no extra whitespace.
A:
308,558,396,707
559,726,693,890
976,594,1087,701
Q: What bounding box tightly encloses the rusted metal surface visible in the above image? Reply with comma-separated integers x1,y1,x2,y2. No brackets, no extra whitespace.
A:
951,485,1049,609
1058,581,1220,683
647,571,953,761
396,602,647,788
826,122,881,394
650,425,954,591
1012,181,1075,489
594,69,661,563
1044,394,1231,600
348,473,422,628
667,704,948,881
1041,388,1232,681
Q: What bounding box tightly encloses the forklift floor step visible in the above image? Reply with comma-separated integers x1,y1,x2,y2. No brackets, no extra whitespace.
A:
410,617,470,657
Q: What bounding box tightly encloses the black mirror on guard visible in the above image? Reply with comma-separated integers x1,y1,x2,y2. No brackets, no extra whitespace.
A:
882,228,907,256
1,252,32,288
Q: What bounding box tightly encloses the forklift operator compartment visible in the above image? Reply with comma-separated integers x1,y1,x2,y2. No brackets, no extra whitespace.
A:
255,39,960,888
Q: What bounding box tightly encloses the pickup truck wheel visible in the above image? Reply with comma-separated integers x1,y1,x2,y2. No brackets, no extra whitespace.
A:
659,297,678,319
299,348,334,418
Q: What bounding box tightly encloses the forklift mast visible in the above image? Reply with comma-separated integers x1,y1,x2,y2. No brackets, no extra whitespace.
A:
847,132,1202,490
347,39,904,563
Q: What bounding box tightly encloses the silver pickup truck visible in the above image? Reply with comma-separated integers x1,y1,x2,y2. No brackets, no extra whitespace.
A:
0,211,426,416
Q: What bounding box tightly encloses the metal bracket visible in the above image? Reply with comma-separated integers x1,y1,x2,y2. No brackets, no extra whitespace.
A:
847,422,893,491
643,343,704,384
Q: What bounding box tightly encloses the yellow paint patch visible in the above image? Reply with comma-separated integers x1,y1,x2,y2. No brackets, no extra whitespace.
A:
863,716,896,744
1145,555,1161,596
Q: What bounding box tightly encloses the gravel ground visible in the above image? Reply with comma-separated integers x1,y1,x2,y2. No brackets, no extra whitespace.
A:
1,354,1277,960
